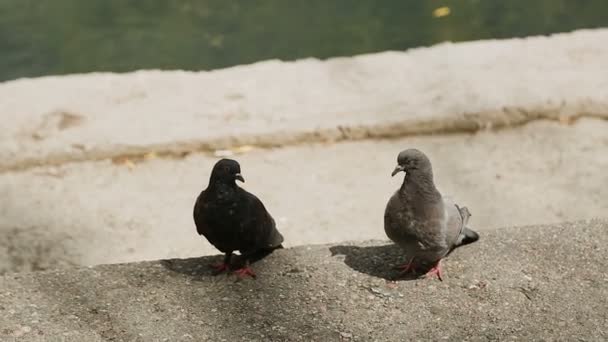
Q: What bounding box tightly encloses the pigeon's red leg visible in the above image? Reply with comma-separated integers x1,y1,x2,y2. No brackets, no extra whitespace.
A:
394,258,416,275
210,262,229,273
425,260,443,281
233,260,256,279
209,253,232,275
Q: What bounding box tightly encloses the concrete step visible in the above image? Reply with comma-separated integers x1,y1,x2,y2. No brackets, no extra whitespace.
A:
1,119,607,274
1,220,606,341
1,29,607,172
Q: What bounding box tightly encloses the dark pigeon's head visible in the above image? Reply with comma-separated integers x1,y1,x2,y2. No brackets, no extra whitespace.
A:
210,158,245,184
391,149,433,177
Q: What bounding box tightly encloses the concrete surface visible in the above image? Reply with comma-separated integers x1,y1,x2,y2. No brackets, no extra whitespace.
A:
1,29,608,172
0,220,606,341
1,118,607,274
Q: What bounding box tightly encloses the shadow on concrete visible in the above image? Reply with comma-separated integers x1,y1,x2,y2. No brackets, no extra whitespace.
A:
0,225,79,275
29,267,145,341
329,244,421,281
159,248,338,340
160,255,221,279
160,248,281,281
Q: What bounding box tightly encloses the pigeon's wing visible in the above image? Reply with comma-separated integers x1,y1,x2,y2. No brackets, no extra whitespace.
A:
193,190,209,237
238,189,284,253
194,187,255,254
384,191,448,262
443,197,464,249
443,197,479,255
194,189,234,252
384,192,419,246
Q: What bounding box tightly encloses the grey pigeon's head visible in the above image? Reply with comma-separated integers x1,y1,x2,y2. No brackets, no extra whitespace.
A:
391,149,433,177
210,158,245,184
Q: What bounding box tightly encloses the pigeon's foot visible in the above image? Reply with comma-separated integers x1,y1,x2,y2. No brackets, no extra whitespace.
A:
394,259,416,275
233,266,257,279
209,262,230,275
425,262,443,281
209,253,233,275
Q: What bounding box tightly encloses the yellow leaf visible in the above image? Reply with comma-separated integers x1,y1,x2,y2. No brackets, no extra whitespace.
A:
143,152,157,160
124,159,136,170
433,6,451,18
232,145,255,154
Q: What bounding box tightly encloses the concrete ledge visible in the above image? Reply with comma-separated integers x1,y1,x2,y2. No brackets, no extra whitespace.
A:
1,220,606,341
1,29,608,171
2,118,607,274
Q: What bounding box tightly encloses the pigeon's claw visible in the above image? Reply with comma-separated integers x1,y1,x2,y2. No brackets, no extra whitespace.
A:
233,266,257,279
209,262,230,275
425,262,443,281
394,259,416,275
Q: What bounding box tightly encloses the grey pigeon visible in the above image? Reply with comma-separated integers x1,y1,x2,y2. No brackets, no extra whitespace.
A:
193,158,284,279
384,149,479,280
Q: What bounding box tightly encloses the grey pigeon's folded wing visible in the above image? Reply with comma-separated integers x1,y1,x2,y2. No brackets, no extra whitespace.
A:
443,196,479,253
443,197,466,251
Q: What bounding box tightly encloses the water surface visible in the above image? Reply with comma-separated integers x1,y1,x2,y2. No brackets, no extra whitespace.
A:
1,0,607,81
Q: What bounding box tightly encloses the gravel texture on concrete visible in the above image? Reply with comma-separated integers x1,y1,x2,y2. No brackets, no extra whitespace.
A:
1,29,607,171
1,119,607,274
0,220,606,341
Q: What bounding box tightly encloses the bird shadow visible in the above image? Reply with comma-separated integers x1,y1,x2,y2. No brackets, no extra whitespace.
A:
160,248,278,281
329,244,423,281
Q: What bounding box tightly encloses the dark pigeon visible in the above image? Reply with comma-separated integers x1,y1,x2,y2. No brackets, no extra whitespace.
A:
384,149,479,280
193,158,284,278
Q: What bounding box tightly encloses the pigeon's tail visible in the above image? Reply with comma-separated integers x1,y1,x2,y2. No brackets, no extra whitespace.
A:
459,227,480,247
247,244,284,263
446,227,480,256
454,204,479,248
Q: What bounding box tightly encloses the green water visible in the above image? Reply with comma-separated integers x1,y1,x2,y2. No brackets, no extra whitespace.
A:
1,0,607,82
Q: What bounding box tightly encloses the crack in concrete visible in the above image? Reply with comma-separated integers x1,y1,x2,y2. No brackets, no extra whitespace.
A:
0,109,606,173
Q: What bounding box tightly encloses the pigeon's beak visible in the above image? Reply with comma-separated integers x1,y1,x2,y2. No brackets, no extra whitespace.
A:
235,173,245,183
391,165,405,177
